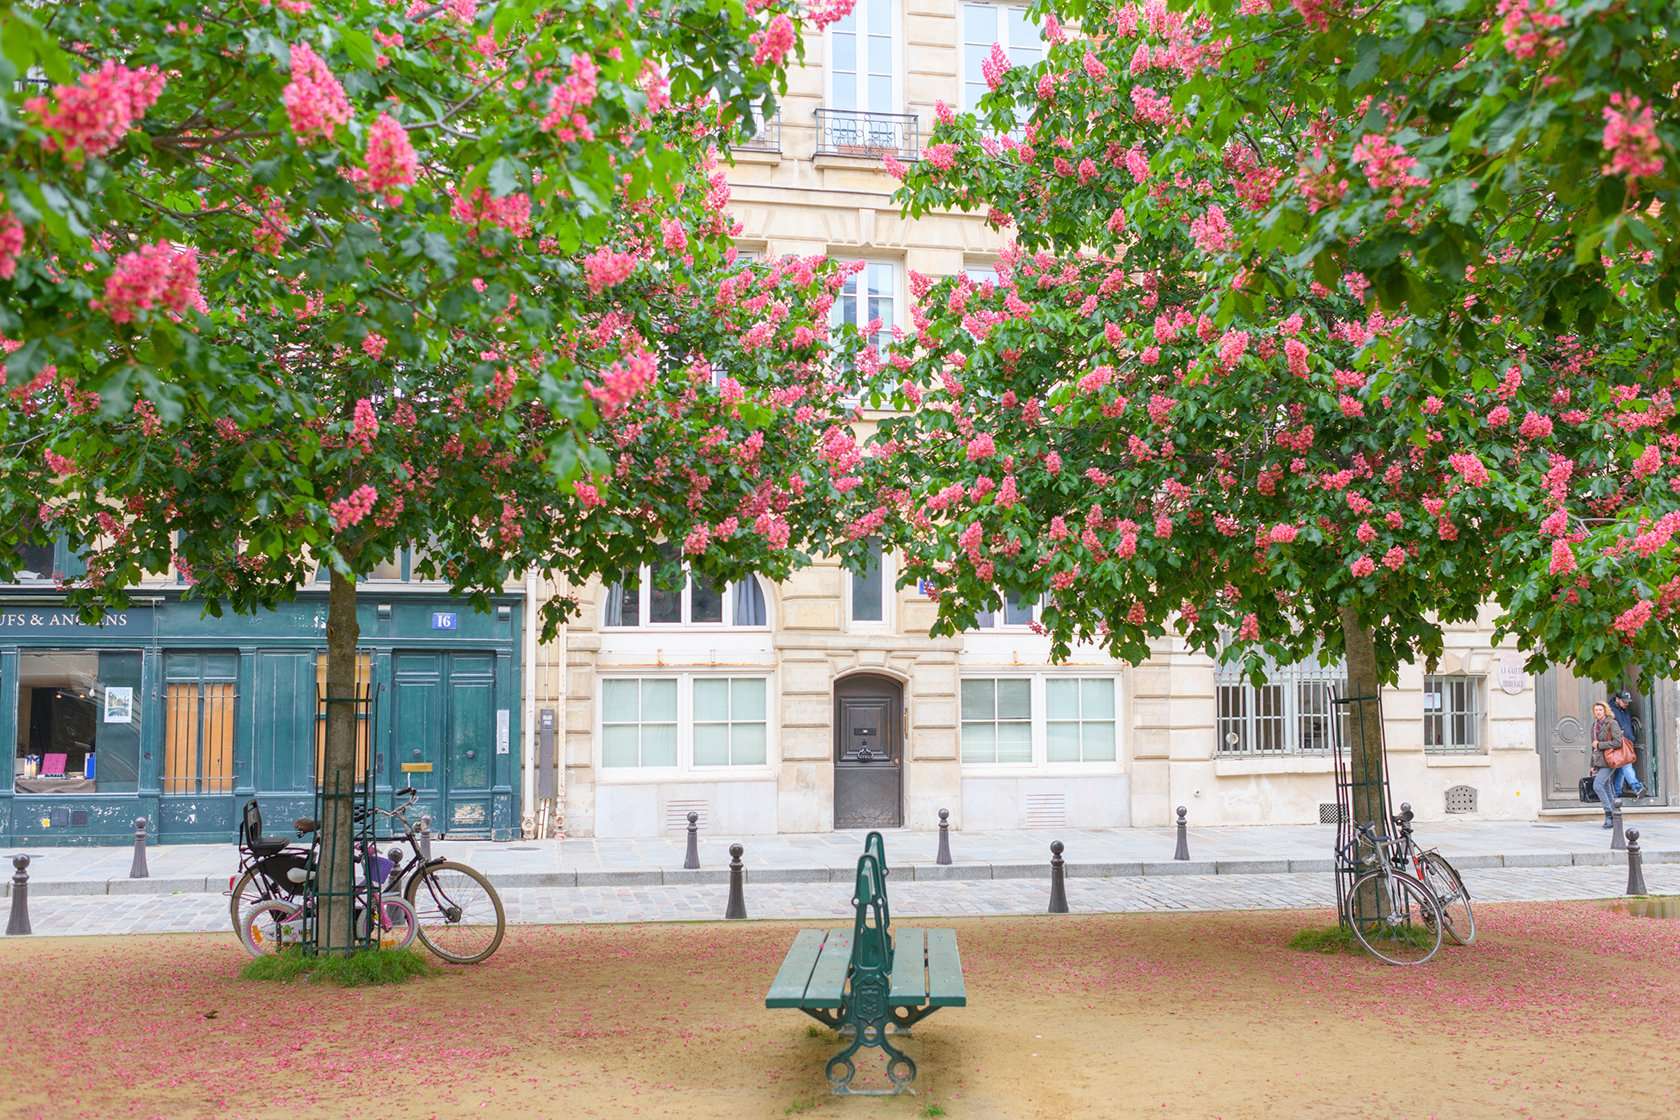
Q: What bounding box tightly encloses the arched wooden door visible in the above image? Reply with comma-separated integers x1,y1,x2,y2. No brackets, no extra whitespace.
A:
833,674,903,830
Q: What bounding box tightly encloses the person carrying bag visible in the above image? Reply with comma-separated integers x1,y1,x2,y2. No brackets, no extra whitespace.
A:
1589,701,1622,829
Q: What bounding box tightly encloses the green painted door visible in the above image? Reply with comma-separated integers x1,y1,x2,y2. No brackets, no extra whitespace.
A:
392,652,496,837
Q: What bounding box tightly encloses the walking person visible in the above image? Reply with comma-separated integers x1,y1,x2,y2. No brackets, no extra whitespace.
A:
1609,690,1650,798
1590,701,1621,828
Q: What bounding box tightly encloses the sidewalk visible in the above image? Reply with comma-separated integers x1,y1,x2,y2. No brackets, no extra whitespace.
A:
6,814,1674,897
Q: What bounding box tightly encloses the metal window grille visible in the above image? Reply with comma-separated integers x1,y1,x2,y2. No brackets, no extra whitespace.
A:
1424,675,1484,755
1216,659,1347,756
163,655,238,795
815,108,919,160
735,110,781,153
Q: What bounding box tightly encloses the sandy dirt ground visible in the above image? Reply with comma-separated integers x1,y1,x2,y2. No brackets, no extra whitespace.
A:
1,900,1675,1120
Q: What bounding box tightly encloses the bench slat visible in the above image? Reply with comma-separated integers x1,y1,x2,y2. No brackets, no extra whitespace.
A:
924,927,967,1007
765,928,831,1008
888,927,929,1007
798,928,853,1009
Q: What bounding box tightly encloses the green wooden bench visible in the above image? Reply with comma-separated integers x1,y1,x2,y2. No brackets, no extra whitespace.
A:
765,831,965,1094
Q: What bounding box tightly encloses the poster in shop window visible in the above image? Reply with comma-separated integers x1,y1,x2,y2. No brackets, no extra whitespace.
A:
103,686,133,724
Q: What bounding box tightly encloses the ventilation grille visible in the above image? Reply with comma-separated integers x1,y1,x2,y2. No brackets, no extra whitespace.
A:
666,800,709,833
1445,785,1477,815
1024,794,1067,829
71,810,88,827
1319,802,1349,824
49,808,70,829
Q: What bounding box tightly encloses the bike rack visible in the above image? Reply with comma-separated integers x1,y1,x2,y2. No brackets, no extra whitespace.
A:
305,683,380,955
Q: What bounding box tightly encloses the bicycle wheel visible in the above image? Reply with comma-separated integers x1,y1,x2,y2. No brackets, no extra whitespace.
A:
1421,852,1476,945
404,861,505,964
1346,871,1443,965
229,866,267,934
239,899,305,958
358,897,419,951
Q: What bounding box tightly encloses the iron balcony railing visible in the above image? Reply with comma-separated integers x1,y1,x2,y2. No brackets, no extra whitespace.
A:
735,111,782,154
815,108,919,161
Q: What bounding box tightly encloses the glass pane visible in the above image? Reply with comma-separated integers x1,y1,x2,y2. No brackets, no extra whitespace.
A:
867,0,891,27
963,79,986,114
694,679,730,722
692,723,730,767
961,680,995,721
691,575,723,623
642,679,678,722
868,74,891,114
966,4,997,43
870,262,893,297
732,722,768,766
732,678,767,721
1004,593,1035,625
996,679,1031,719
868,33,891,79
14,540,54,580
611,576,640,626
368,552,402,580
834,71,858,111
602,679,640,721
641,722,677,767
1046,679,1079,720
852,538,883,621
1007,8,1036,49
996,721,1032,763
1083,721,1116,761
1082,679,1115,718
961,721,995,763
601,725,640,768
833,29,856,74
1046,721,1080,762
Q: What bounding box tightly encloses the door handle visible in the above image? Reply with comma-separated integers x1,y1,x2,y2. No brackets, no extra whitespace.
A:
855,746,874,763
466,749,476,760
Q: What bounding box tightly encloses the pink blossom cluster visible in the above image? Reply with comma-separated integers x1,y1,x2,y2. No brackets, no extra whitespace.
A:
1447,451,1491,487
541,53,599,142
0,212,22,279
451,188,533,236
1349,131,1429,201
283,43,351,143
1217,330,1249,371
94,242,202,324
330,484,378,529
1290,0,1336,30
364,113,419,205
1497,0,1567,60
751,15,796,66
589,347,657,418
807,0,857,28
27,61,166,163
582,246,637,293
362,333,387,360
1601,93,1664,188
981,43,1012,90
1613,599,1654,635
351,398,379,450
1189,205,1233,253
1349,554,1375,578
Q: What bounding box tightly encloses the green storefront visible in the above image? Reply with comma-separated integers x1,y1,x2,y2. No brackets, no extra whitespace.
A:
0,590,522,846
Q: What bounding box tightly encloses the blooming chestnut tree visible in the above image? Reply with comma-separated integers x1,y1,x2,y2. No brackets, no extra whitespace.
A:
869,0,1680,816
0,0,857,947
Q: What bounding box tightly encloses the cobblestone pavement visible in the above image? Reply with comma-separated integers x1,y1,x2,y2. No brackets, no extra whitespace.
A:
10,862,1677,938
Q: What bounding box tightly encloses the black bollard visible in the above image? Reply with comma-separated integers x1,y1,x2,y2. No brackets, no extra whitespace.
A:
419,816,433,861
1048,840,1069,914
1610,799,1627,851
129,817,149,879
1174,806,1190,861
936,808,952,866
683,811,700,870
725,843,747,920
6,855,30,936
1626,828,1649,897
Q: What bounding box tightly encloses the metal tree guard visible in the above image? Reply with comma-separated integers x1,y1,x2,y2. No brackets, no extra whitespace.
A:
307,682,378,955
1331,689,1394,928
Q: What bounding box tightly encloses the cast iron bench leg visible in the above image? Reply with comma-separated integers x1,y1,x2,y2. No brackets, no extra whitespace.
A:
825,973,916,1094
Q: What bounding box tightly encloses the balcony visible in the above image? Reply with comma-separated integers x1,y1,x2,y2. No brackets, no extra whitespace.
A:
814,108,919,161
734,111,782,155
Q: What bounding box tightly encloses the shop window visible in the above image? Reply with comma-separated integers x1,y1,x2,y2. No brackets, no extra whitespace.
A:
14,650,143,794
603,546,769,627
163,653,238,795
1425,675,1484,755
600,676,771,771
313,652,373,780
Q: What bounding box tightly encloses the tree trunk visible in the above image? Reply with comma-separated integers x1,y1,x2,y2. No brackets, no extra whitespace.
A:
319,566,360,954
1338,605,1389,835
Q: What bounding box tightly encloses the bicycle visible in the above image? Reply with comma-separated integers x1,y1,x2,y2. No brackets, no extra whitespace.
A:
370,785,505,965
239,840,419,957
1338,821,1444,965
227,798,314,936
1390,803,1476,946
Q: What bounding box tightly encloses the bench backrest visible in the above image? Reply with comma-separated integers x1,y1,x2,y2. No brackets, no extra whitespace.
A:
862,830,891,928
850,852,893,976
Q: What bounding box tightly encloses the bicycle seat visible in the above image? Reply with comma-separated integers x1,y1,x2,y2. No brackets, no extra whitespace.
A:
241,799,295,857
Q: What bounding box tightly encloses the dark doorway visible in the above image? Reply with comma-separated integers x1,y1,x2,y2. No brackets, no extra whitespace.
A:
833,674,903,830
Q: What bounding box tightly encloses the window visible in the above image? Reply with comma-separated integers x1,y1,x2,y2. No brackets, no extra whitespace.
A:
601,676,771,771
604,546,769,627
14,650,143,794
830,0,898,114
961,3,1042,113
964,262,999,285
1216,655,1346,756
316,544,435,584
961,676,1117,765
833,261,897,354
975,592,1037,628
850,537,886,623
313,651,372,781
1424,675,1484,755
10,532,84,584
164,653,237,794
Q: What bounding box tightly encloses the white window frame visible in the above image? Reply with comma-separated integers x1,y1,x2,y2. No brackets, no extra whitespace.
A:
1215,656,1346,757
958,1,1042,114
827,0,903,116
597,673,775,778
831,258,900,357
959,674,1121,772
602,564,771,630
1424,674,1485,756
974,592,1039,629
845,537,895,631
